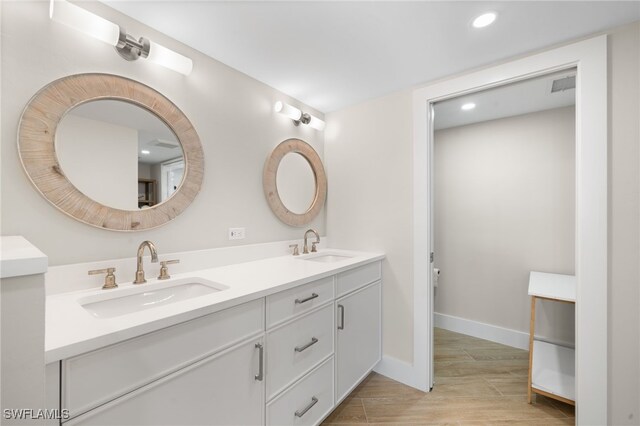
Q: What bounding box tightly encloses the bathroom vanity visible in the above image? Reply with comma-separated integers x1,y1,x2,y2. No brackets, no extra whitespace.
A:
45,250,383,425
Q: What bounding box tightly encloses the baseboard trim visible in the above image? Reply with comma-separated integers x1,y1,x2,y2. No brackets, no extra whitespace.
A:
374,355,426,390
434,312,530,350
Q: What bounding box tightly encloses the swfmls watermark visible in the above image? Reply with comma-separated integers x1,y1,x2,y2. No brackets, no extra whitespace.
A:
3,408,70,421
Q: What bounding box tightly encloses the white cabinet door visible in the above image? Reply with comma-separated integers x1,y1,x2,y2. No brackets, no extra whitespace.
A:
67,337,265,426
335,281,381,403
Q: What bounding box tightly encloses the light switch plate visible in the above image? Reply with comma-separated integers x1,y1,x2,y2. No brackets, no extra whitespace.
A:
228,228,245,240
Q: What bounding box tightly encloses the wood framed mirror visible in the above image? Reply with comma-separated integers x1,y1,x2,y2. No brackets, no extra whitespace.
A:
18,73,204,231
263,138,327,227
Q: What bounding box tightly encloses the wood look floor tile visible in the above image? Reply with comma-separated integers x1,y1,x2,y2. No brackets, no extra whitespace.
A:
464,348,529,361
547,398,576,418
429,377,501,398
362,396,567,424
323,328,573,425
434,348,475,363
459,418,574,425
367,423,458,426
485,377,529,396
434,359,528,378
323,397,368,424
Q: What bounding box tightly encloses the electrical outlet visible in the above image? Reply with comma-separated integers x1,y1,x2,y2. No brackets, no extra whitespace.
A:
228,227,245,240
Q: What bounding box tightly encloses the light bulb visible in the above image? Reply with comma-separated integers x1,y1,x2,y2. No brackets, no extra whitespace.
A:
307,115,326,131
472,12,497,29
49,0,120,46
461,103,476,111
147,41,193,76
274,102,303,121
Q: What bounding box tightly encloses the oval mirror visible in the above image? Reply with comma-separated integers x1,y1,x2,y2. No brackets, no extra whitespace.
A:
276,153,316,214
18,73,204,231
56,100,185,211
263,139,327,227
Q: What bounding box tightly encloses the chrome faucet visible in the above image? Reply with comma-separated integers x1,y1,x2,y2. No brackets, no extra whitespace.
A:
133,240,159,284
303,229,320,254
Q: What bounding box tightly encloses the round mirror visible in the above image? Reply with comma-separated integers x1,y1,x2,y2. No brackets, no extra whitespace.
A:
18,73,204,231
276,153,316,214
263,139,327,227
56,100,185,211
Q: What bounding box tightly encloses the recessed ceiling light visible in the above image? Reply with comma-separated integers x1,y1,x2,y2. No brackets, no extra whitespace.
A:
141,150,150,155
472,12,497,28
461,103,476,111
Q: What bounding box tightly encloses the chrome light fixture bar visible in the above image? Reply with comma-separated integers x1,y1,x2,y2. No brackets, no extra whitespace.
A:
274,101,326,131
49,0,193,75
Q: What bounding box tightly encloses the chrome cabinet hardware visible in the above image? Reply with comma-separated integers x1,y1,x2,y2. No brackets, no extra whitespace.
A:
295,293,319,304
254,343,264,381
89,267,117,290
338,304,345,330
294,396,318,418
294,337,319,353
289,244,300,256
157,259,180,280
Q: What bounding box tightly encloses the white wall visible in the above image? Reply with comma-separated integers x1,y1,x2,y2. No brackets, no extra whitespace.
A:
0,1,325,266
138,163,151,180
434,107,575,344
326,22,639,421
57,114,139,211
325,90,414,362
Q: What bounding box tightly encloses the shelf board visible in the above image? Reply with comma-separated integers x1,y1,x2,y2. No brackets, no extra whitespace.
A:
528,271,576,302
531,340,575,402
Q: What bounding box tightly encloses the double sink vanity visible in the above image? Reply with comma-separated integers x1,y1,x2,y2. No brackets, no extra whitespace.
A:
16,71,381,425
45,245,383,425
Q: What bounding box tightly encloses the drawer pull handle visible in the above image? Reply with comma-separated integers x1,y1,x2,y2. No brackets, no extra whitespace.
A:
294,337,319,352
338,304,345,330
295,396,318,418
254,343,264,381
295,293,319,304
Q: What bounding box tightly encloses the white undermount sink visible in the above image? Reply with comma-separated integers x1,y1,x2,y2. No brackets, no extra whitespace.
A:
299,252,354,263
78,278,228,319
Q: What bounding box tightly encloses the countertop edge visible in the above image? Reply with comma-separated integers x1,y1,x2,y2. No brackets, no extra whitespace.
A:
45,251,384,363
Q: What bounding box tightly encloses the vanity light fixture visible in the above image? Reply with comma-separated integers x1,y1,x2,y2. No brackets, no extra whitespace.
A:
274,101,326,131
49,0,193,75
461,102,476,111
472,12,497,28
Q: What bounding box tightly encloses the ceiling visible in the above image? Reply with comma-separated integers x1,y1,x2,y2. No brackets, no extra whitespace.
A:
69,100,182,164
434,69,576,130
103,1,640,113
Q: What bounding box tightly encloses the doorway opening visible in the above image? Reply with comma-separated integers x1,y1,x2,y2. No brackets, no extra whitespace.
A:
411,36,607,423
430,70,576,416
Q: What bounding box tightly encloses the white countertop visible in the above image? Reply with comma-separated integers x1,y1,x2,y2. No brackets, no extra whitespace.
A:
46,249,384,363
528,271,576,302
0,236,48,279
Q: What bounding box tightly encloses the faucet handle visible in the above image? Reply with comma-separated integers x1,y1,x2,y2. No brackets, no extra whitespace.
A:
89,267,118,290
289,244,300,256
158,259,180,280
311,242,319,253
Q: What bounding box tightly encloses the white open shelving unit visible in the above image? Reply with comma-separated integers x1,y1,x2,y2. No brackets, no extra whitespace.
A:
527,271,576,406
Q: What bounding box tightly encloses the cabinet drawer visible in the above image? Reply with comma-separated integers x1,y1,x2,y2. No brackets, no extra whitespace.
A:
266,304,334,400
267,357,334,426
336,262,381,297
63,299,264,418
266,276,334,328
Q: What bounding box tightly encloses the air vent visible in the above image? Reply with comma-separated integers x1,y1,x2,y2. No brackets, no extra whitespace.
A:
551,76,576,93
150,139,179,149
